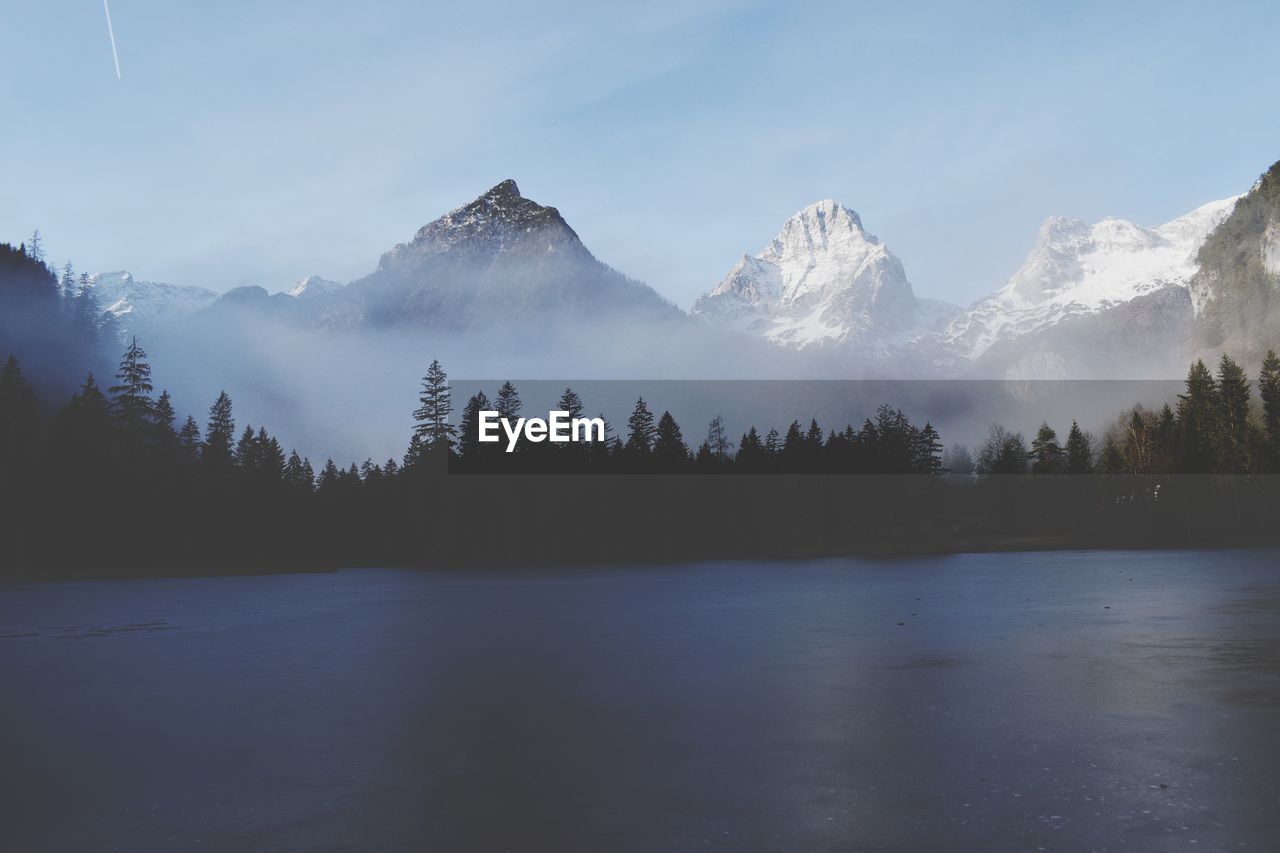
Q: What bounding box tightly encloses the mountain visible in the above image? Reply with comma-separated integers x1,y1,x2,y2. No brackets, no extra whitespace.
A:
341,179,680,330
690,190,1246,378
945,197,1239,368
86,271,218,336
288,275,343,299
1190,160,1280,365
86,167,1274,381
691,200,960,364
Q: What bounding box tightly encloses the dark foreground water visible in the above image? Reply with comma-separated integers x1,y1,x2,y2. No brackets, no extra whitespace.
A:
2,551,1279,852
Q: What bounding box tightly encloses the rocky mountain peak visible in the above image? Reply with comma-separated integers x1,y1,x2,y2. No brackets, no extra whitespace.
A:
380,180,588,272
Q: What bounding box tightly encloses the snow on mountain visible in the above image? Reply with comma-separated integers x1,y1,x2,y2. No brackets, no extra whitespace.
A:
945,197,1239,360
692,200,958,350
86,271,219,333
287,275,344,299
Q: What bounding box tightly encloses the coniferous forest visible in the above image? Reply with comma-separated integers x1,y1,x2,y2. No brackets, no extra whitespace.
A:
3,240,1280,575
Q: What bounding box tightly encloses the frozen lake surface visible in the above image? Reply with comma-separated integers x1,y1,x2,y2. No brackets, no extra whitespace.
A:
2,550,1279,851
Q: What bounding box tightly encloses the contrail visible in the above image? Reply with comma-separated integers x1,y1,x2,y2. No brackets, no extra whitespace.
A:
103,0,121,79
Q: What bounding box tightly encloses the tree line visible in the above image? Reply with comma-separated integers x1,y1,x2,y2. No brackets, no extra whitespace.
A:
5,346,1280,505
5,339,1280,574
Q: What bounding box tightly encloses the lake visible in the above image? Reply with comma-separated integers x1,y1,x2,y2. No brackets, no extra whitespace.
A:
2,551,1278,851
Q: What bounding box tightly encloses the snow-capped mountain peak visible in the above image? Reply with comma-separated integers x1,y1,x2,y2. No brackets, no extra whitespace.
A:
693,199,949,351
85,271,219,334
947,196,1240,359
287,275,343,298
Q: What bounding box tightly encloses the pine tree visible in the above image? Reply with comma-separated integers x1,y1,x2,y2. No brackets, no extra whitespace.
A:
1152,404,1178,472
764,427,781,459
177,416,201,463
625,397,657,455
284,451,310,491
1176,359,1217,474
72,274,102,340
258,428,285,482
235,426,259,470
556,387,584,421
25,230,44,265
1215,354,1252,473
1100,436,1125,475
402,434,425,469
916,422,944,474
782,420,805,468
108,337,155,435
317,459,340,492
1029,423,1064,474
1064,421,1093,474
59,261,76,300
152,390,178,452
495,380,522,422
457,391,492,464
736,427,766,471
204,391,236,469
412,360,455,451
652,411,689,471
1260,350,1280,472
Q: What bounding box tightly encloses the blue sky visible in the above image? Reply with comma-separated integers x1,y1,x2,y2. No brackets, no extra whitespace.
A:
2,0,1277,307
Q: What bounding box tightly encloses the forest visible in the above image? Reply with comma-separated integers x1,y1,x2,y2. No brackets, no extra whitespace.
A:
3,239,1280,574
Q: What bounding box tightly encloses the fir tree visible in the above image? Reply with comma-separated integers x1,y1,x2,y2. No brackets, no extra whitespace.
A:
652,411,689,471
108,337,155,435
317,459,340,492
916,422,944,474
736,427,766,471
59,261,76,300
1064,421,1093,474
25,230,44,264
1176,359,1217,474
1029,423,1064,474
177,416,201,463
258,427,285,482
412,360,455,451
402,433,425,469
152,390,178,452
1100,436,1125,475
1215,354,1252,473
457,391,493,463
764,427,781,459
625,397,657,455
495,380,522,422
235,426,259,470
556,387,584,421
284,451,311,491
1260,350,1280,472
204,391,236,469
782,420,806,464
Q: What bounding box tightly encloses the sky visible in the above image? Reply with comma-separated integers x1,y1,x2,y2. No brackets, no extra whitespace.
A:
2,0,1278,308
